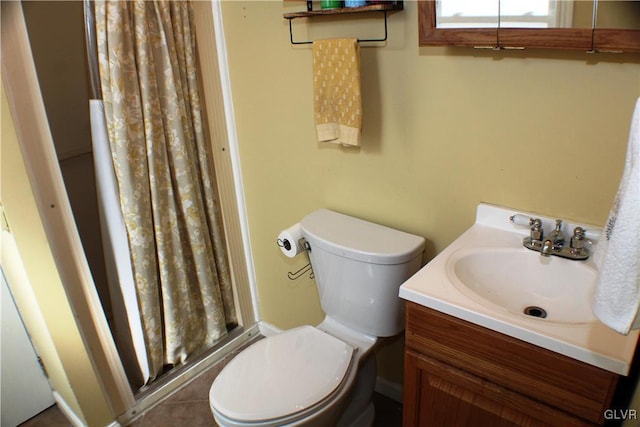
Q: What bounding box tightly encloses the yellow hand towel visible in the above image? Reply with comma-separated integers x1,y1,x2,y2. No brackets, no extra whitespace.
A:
313,38,362,147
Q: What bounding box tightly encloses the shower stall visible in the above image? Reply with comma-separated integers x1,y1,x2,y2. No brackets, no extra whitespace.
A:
10,1,258,423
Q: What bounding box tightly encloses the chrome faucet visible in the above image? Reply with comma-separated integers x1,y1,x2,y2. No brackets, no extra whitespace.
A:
510,215,590,261
548,219,565,247
540,219,565,257
541,239,553,257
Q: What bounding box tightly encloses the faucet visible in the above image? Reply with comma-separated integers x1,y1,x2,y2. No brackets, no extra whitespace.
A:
511,215,590,261
548,219,565,247
540,220,564,257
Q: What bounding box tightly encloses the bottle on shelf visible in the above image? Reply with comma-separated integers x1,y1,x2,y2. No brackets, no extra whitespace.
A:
320,0,343,9
345,0,367,7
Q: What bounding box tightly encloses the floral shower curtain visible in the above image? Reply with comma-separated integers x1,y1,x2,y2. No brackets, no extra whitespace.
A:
94,0,236,382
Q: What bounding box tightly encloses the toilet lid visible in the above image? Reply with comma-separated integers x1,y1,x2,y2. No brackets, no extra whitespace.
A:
210,326,353,422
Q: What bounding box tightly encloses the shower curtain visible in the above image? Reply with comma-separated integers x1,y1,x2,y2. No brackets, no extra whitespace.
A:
90,0,237,384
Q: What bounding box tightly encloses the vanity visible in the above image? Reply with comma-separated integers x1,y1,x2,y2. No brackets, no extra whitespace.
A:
399,204,639,426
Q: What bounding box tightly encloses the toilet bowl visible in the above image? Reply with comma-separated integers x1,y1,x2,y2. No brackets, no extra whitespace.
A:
209,209,425,426
209,321,374,427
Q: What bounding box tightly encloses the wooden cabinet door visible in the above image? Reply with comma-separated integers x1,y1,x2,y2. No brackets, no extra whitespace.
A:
403,350,593,427
405,302,617,425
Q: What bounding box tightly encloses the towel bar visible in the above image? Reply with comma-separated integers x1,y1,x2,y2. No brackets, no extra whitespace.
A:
286,10,388,45
283,2,403,45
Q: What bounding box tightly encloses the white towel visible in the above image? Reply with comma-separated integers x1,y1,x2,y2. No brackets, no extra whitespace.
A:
593,97,640,335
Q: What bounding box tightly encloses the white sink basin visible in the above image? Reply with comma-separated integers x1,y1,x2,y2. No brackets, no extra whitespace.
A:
447,249,597,324
399,203,639,375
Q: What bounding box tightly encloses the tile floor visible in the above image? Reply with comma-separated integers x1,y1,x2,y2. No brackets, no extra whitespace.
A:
20,392,401,427
19,348,402,427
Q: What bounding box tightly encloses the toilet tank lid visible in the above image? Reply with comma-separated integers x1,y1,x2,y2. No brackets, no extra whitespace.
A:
300,209,425,265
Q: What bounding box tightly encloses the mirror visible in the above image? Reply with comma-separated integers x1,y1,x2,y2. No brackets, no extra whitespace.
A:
594,0,640,51
435,1,594,29
436,0,499,28
595,1,640,30
419,0,640,52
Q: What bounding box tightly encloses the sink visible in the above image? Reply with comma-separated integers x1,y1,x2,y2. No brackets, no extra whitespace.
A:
447,248,597,324
400,203,639,375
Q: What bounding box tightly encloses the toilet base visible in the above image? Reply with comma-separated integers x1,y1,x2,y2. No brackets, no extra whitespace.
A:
335,352,377,427
346,403,375,427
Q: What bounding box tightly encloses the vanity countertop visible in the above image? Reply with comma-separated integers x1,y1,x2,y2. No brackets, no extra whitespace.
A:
399,203,639,375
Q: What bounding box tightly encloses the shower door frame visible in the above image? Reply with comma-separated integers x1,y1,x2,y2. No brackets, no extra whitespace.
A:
2,1,259,425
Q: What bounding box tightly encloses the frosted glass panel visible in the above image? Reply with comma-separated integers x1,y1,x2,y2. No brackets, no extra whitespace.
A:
501,0,555,27
436,0,499,28
436,0,595,29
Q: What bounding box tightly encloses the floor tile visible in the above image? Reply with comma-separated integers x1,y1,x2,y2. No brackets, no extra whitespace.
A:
20,391,402,427
166,365,222,403
140,401,215,427
20,334,402,427
18,405,72,427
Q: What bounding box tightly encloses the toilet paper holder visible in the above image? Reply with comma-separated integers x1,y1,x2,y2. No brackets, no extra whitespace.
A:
287,263,314,280
277,237,315,280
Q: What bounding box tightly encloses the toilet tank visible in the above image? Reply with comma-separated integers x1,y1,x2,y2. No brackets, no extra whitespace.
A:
300,209,425,337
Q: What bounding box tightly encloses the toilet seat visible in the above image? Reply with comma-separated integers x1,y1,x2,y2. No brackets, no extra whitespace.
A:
210,326,354,425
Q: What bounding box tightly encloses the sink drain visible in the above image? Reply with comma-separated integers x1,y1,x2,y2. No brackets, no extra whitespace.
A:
524,306,547,319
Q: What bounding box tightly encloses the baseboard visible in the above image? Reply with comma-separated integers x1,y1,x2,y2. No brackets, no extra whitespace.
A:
375,376,403,403
257,321,282,337
52,391,90,427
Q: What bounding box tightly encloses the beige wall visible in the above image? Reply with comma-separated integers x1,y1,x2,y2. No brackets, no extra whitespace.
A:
221,1,640,384
21,1,91,159
22,0,112,325
1,87,113,426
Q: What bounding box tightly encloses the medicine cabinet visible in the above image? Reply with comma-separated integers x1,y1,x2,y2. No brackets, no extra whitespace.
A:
419,0,640,52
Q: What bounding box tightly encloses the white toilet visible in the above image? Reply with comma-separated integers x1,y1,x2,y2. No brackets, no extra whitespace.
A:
209,209,425,427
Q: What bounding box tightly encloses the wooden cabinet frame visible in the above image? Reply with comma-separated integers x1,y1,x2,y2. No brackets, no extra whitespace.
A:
418,0,640,52
403,302,620,426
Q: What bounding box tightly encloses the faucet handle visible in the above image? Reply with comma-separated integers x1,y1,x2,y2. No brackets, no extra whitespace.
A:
571,226,599,249
583,228,601,241
510,215,544,240
510,214,533,227
550,219,565,245
571,227,585,249
553,219,563,231
531,218,543,241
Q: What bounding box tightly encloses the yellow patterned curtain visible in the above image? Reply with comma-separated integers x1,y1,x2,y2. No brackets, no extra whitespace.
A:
95,0,236,381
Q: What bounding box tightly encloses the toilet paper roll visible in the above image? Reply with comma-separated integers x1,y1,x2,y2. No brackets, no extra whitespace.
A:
278,223,304,258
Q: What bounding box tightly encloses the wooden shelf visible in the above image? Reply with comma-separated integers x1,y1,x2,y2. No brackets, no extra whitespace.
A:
283,2,403,20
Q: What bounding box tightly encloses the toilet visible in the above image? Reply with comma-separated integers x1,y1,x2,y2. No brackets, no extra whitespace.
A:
209,209,425,427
